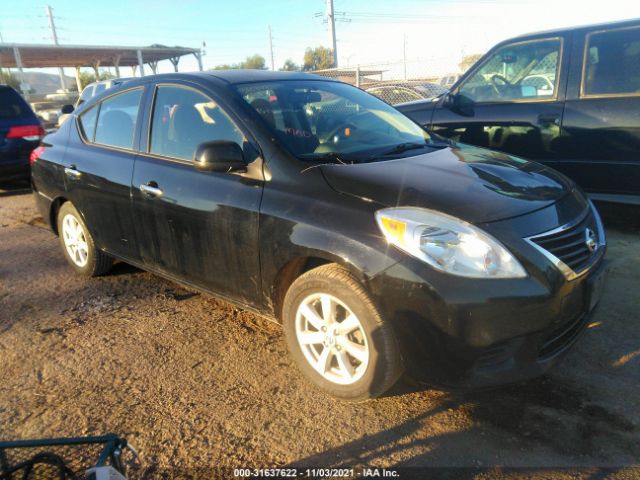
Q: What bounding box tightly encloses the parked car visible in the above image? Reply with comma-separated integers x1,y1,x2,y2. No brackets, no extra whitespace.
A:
31,71,606,400
398,18,640,205
438,73,460,88
57,78,133,127
366,82,447,105
0,85,45,182
77,78,133,107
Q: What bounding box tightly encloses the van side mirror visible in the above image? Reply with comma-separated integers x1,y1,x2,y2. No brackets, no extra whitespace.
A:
61,104,74,114
449,92,475,117
194,141,247,173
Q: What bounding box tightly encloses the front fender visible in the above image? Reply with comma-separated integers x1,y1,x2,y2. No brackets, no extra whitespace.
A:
258,182,405,316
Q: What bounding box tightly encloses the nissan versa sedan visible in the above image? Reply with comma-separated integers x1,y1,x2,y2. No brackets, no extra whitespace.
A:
31,71,606,400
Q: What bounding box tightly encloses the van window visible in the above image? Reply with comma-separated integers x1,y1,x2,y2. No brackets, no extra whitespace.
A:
149,85,245,161
583,27,640,96
458,38,561,103
92,88,143,149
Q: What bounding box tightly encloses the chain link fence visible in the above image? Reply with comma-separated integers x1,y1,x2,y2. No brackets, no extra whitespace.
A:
312,59,462,105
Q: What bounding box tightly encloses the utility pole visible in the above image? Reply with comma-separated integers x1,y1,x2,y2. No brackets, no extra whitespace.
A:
0,28,4,83
403,34,407,80
268,25,275,71
326,0,338,68
46,5,67,91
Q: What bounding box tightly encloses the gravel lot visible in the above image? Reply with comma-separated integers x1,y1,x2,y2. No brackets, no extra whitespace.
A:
1,182,639,479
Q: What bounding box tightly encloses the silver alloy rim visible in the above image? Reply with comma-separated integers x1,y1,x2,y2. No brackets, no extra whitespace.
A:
62,213,89,268
295,293,369,385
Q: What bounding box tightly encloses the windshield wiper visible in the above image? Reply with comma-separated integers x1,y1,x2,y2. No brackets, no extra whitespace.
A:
379,142,429,156
298,151,355,164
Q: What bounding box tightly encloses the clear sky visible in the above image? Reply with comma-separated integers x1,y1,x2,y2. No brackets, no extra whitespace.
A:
1,0,639,76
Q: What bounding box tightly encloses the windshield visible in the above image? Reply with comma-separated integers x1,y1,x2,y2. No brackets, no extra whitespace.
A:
236,80,436,162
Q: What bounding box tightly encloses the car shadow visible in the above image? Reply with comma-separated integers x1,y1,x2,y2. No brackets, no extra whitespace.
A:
288,375,638,474
595,201,640,232
0,180,31,197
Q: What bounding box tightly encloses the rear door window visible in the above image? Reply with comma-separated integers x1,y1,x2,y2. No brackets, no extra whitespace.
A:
92,88,143,149
0,87,27,119
582,26,640,96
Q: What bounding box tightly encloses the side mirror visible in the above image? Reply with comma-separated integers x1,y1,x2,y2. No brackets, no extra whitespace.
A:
449,92,475,117
61,104,74,114
194,140,247,173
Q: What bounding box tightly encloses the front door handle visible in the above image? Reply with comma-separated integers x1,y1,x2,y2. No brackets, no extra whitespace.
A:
64,165,81,179
139,182,163,198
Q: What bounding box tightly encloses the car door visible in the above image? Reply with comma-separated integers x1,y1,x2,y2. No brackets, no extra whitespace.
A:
64,87,144,261
430,35,568,165
130,82,264,306
559,24,640,201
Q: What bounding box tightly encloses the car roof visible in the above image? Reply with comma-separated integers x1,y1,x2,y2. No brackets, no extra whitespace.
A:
198,69,336,84
73,70,341,114
507,17,640,41
110,69,337,89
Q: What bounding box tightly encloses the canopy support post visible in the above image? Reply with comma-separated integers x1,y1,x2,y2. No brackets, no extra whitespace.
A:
12,47,28,99
136,49,145,76
169,56,180,72
75,66,83,93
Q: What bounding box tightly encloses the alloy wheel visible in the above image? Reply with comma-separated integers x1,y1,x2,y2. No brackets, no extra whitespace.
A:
61,213,89,268
295,293,370,385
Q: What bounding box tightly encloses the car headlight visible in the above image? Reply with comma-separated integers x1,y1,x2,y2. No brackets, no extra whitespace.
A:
375,207,527,278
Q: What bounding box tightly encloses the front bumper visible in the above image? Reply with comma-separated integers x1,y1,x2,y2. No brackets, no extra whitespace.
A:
368,197,607,388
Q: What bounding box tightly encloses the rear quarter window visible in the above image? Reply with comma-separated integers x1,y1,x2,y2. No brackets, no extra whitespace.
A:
0,87,28,118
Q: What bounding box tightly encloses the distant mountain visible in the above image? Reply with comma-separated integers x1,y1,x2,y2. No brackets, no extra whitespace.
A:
20,71,75,97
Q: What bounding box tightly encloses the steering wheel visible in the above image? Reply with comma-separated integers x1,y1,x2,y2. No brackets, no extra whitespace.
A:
490,74,512,96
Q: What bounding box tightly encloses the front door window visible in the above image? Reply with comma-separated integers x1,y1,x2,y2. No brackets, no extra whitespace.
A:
458,38,561,103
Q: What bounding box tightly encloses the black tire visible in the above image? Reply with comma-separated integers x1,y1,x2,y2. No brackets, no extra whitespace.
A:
57,202,113,276
282,263,403,401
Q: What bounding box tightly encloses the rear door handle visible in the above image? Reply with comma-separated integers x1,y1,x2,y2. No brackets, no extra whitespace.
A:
139,182,163,198
538,113,560,126
64,165,82,179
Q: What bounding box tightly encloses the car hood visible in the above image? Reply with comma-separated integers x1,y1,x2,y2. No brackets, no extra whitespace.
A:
320,144,573,224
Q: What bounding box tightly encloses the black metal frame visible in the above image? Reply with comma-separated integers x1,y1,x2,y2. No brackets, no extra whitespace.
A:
0,434,127,479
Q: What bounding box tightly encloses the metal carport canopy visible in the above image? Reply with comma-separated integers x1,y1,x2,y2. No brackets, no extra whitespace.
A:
0,43,201,69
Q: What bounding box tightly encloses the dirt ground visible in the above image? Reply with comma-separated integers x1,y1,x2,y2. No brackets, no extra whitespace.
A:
0,182,639,479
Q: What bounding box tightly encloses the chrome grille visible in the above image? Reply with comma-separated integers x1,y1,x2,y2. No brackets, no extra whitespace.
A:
526,202,605,280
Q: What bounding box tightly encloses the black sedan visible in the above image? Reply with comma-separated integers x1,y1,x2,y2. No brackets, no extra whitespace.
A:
31,71,606,400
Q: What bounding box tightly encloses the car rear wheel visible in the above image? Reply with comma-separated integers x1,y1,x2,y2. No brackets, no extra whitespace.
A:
282,264,403,401
57,202,113,276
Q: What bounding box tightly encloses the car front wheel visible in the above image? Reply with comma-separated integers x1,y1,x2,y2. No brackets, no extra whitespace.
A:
57,202,113,276
282,264,403,401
